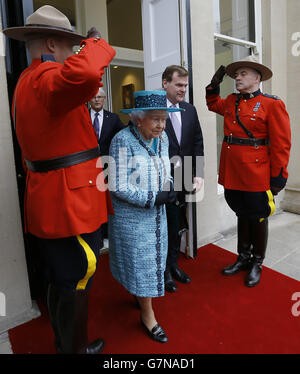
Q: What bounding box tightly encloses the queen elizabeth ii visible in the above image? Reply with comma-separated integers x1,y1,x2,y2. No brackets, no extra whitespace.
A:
108,90,183,343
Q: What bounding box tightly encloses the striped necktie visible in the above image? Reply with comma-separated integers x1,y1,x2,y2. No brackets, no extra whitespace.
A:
93,112,100,138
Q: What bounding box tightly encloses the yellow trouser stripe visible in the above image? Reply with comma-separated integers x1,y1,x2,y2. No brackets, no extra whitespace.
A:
260,190,276,222
267,189,276,217
76,235,97,291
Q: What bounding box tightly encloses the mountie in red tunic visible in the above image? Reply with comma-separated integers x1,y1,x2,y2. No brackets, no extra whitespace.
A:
13,38,116,239
206,86,291,192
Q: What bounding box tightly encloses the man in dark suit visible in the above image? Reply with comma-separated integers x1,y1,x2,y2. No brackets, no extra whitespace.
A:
162,65,204,293
89,88,124,157
89,88,124,241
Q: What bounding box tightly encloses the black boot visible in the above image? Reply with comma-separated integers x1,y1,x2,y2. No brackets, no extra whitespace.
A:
164,268,178,293
245,219,268,287
56,290,104,354
222,218,252,275
47,284,63,353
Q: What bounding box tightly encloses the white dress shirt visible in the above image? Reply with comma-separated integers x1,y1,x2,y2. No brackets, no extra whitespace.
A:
167,99,182,125
167,98,182,168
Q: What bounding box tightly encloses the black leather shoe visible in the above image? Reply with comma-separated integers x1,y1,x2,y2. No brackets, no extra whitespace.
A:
86,339,105,354
164,270,178,293
171,266,191,283
222,254,252,275
245,258,263,287
141,319,168,343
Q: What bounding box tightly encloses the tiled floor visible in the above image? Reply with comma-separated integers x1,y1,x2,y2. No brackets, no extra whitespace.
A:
1,210,299,354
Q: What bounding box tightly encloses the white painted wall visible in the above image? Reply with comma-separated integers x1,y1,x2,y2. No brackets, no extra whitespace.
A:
0,17,37,333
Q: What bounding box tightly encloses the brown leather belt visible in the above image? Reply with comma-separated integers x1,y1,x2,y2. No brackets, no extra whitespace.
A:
25,146,100,172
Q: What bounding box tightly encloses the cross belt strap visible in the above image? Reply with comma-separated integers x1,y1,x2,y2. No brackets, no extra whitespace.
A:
235,95,255,139
25,146,101,172
223,136,269,147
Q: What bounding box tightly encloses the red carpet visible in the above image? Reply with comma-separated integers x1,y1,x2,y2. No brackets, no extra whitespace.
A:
8,244,300,354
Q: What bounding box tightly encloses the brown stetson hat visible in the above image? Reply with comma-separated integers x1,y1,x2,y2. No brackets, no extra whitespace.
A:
2,5,85,44
225,55,273,81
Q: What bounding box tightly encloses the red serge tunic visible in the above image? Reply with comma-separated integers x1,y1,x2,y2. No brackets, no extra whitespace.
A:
206,88,291,192
13,38,116,239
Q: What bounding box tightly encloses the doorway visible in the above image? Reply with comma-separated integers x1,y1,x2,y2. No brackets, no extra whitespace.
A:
106,0,145,118
110,65,145,124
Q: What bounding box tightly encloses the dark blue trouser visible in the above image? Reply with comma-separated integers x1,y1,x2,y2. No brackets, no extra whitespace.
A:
165,202,187,270
36,226,103,295
224,189,275,222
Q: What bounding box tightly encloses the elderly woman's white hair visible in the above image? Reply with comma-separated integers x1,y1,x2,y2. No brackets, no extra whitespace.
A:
129,110,147,126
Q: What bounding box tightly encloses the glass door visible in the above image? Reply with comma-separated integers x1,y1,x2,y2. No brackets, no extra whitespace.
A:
214,0,261,174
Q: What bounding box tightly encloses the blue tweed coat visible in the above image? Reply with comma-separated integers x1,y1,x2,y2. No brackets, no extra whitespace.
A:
108,123,171,297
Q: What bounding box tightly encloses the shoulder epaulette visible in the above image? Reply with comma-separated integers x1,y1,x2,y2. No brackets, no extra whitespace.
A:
262,93,280,100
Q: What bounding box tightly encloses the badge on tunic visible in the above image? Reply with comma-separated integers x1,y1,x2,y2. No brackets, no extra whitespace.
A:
253,102,261,112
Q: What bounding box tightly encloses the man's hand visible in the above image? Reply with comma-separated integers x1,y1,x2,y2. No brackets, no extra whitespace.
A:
86,27,101,39
193,177,204,194
210,65,226,88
